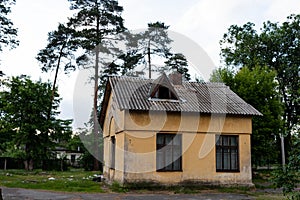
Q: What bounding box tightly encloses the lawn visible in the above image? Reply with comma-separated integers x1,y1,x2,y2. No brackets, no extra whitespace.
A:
0,169,288,199
0,169,104,193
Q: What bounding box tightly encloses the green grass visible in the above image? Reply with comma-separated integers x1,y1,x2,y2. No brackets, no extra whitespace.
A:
0,169,104,193
0,169,288,199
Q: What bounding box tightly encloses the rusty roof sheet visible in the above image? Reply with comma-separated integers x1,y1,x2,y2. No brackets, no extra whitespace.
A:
108,76,262,116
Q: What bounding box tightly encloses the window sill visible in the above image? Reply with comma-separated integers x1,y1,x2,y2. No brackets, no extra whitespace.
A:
216,170,240,173
156,170,183,172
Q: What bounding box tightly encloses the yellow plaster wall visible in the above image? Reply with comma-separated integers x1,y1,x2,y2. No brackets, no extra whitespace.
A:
124,111,252,134
103,93,124,138
103,124,125,183
103,108,253,185
114,132,125,183
121,131,252,185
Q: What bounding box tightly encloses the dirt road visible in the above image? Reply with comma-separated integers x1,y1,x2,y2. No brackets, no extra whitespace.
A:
1,187,254,200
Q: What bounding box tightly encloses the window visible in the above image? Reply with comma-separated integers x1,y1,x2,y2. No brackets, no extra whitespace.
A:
156,134,182,171
155,86,177,100
216,135,239,172
110,136,115,169
71,154,76,163
151,86,178,100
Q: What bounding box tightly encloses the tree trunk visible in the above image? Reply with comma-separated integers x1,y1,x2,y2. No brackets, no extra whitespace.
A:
93,46,100,171
148,40,151,79
29,159,33,171
24,159,34,171
92,8,101,171
61,159,64,171
24,160,28,171
47,42,66,119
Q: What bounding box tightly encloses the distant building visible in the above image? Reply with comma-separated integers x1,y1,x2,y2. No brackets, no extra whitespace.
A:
55,147,83,167
99,72,261,186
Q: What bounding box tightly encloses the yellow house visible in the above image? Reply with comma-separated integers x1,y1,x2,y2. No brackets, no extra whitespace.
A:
99,72,262,186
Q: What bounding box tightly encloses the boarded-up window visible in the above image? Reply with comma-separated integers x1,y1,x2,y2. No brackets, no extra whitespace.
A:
156,134,182,171
216,135,239,172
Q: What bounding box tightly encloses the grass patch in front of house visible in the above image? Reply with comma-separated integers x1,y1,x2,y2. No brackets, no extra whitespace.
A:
109,181,128,193
0,169,104,193
0,168,287,199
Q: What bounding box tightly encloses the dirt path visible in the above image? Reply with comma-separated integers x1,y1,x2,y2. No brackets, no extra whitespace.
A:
1,187,254,200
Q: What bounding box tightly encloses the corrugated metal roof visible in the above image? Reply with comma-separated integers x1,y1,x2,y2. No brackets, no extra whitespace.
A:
108,76,262,116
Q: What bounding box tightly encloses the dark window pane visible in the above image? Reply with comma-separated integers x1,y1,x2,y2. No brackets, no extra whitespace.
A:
173,135,181,145
216,135,239,172
173,158,181,170
156,149,164,170
157,134,182,171
216,148,222,170
157,135,164,145
216,135,221,146
223,149,230,170
231,151,238,170
223,137,229,146
230,137,237,146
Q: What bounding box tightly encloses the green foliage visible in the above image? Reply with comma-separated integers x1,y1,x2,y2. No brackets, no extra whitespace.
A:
272,135,300,198
209,67,235,85
210,66,283,165
110,181,128,193
272,167,298,196
67,134,95,171
220,14,300,140
165,53,191,80
0,76,72,170
220,13,300,198
110,21,191,79
0,0,19,51
65,0,126,171
37,23,80,74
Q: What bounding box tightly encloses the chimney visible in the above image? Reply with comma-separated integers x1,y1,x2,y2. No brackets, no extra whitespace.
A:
168,72,182,85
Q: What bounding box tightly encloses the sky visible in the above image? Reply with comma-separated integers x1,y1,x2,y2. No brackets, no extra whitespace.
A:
1,0,300,128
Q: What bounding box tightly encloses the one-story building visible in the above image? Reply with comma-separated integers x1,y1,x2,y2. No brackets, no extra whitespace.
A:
99,72,261,186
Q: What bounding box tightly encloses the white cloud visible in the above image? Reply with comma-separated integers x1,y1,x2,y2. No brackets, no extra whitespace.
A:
2,0,300,127
264,0,300,23
174,0,300,71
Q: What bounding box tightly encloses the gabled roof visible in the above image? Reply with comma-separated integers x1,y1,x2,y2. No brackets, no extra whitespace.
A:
99,75,262,127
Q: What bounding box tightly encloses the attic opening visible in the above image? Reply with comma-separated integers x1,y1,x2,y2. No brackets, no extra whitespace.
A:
148,73,180,101
151,85,178,100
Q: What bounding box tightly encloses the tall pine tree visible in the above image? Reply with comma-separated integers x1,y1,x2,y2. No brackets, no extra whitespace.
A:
67,0,125,170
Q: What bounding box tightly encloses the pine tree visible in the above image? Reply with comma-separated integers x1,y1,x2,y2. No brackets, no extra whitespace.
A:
67,0,125,170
